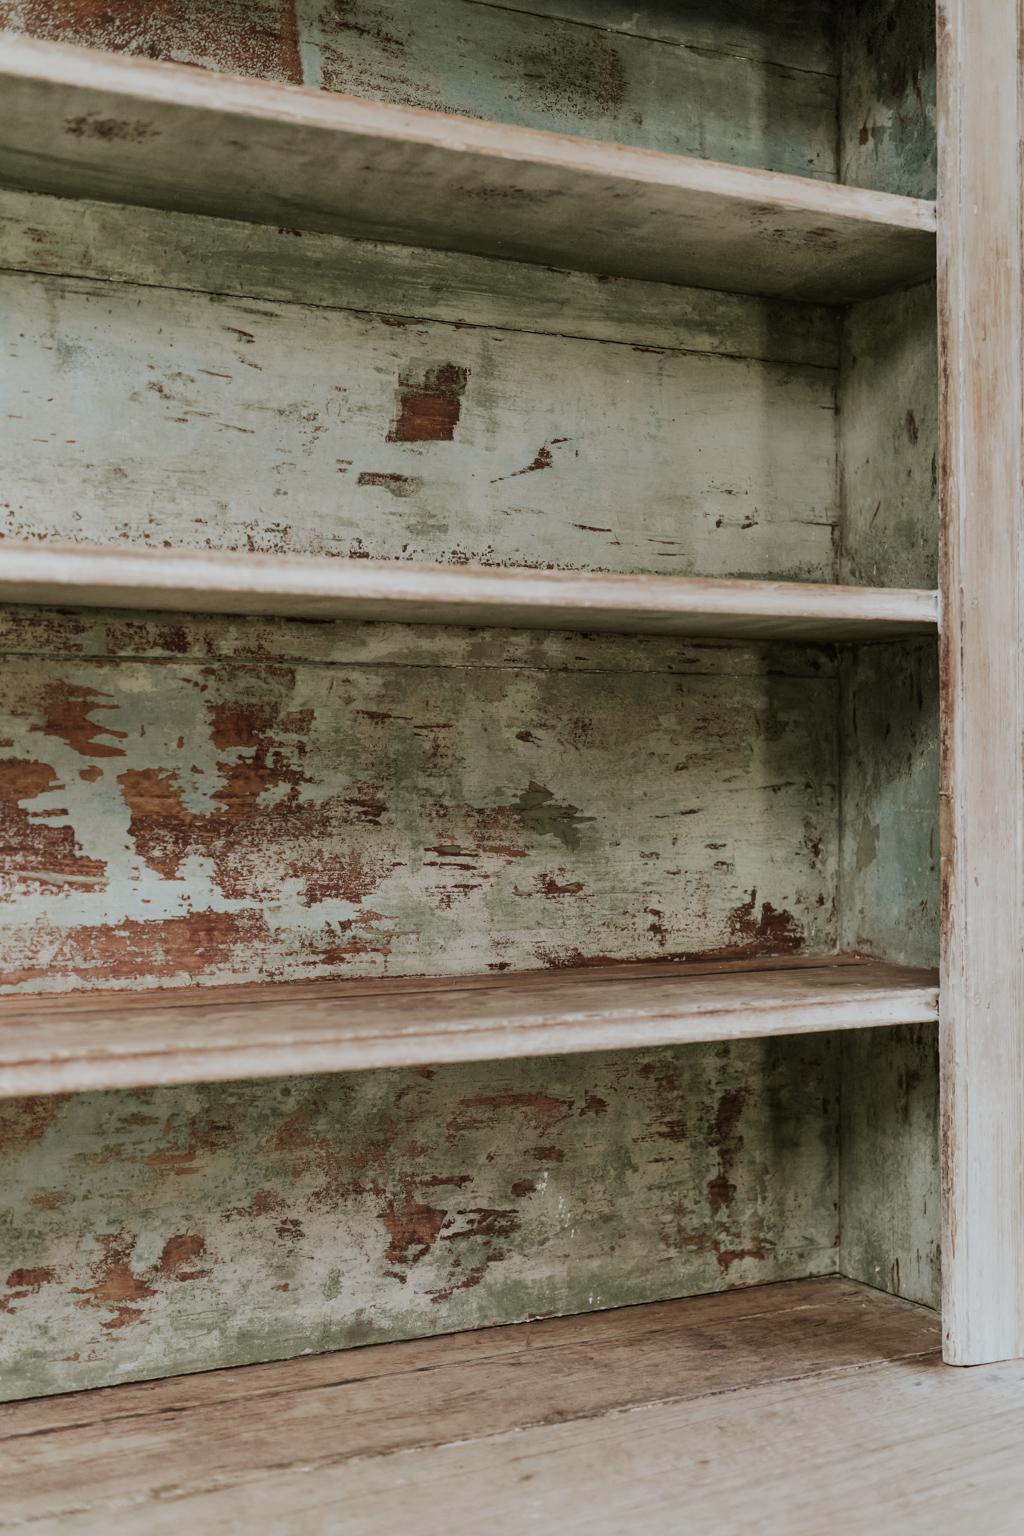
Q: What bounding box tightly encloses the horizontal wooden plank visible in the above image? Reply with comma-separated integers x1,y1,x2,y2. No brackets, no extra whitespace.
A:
102,1303,1021,1536
0,189,842,369
0,272,839,582
0,0,839,178
0,959,939,1094
0,37,935,300
0,1278,942,1530
0,543,939,641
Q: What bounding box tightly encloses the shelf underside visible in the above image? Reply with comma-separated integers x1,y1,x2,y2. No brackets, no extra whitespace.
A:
0,36,935,302
0,543,939,641
0,959,939,1095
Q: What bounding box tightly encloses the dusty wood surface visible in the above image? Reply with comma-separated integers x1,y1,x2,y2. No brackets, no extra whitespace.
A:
0,37,935,300
0,1033,840,1400
938,0,1024,1364
0,544,940,641
0,1277,971,1535
0,958,939,1095
0,0,838,177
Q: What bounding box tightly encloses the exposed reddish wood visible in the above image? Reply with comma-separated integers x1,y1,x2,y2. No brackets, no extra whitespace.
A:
387,363,469,443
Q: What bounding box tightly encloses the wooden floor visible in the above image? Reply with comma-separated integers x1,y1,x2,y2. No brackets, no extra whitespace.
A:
4,1277,1024,1533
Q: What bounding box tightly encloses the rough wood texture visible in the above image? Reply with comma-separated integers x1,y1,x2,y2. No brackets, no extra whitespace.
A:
0,1278,976,1536
0,1037,840,1401
839,0,937,199
833,0,940,1327
840,1024,941,1309
938,0,1024,1365
0,266,838,581
0,38,935,300
0,187,841,371
0,958,939,1096
839,281,938,592
0,612,838,994
0,0,838,176
839,640,939,971
0,543,940,641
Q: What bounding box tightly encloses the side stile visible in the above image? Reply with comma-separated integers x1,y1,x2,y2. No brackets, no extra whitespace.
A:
938,0,1024,1363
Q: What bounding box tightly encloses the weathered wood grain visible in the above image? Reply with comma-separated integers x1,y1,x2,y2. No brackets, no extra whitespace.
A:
0,619,838,993
0,38,934,299
0,187,842,370
0,1279,943,1529
0,959,939,1096
938,0,1024,1365
0,269,838,580
840,1024,940,1309
839,0,937,199
839,281,938,592
0,0,837,175
71,1304,1024,1536
836,639,940,1313
0,1035,840,1400
839,641,939,971
0,544,939,641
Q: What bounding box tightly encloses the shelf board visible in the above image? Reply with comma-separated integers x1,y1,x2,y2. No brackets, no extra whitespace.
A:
0,542,939,642
0,958,939,1095
0,36,936,301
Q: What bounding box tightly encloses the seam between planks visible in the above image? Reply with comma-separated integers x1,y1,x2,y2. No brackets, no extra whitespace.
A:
0,262,842,373
456,0,839,80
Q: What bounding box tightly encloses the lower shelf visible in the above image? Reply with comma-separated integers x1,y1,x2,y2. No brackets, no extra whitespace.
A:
0,957,938,1095
0,540,938,641
1,1278,960,1534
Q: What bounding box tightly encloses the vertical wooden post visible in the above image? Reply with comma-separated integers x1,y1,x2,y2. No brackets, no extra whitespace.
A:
939,0,1024,1364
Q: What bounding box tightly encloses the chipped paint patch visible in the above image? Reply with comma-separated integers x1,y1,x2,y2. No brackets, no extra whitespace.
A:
387,362,469,443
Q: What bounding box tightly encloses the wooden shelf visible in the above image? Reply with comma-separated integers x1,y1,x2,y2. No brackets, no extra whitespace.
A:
0,542,938,642
0,959,938,1096
0,36,935,302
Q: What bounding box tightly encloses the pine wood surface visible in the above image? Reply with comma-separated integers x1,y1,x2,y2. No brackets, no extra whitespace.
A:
10,1277,1021,1536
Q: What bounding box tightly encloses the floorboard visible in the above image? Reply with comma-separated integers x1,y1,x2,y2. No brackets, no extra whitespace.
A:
4,1276,999,1533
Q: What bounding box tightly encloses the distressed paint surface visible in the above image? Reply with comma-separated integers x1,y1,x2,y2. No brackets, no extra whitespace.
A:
833,0,940,1320
833,0,940,1315
0,269,838,580
839,281,938,591
0,0,942,1402
0,189,842,373
0,0,837,179
0,1033,840,1401
837,642,939,1309
839,640,939,974
840,1024,940,1308
0,613,837,994
839,0,937,199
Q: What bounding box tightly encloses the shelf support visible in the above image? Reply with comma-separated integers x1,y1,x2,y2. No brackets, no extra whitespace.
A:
939,0,1024,1364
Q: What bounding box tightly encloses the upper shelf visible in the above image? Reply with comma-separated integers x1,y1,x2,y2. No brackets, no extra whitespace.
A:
0,958,939,1096
0,36,936,302
0,542,938,642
